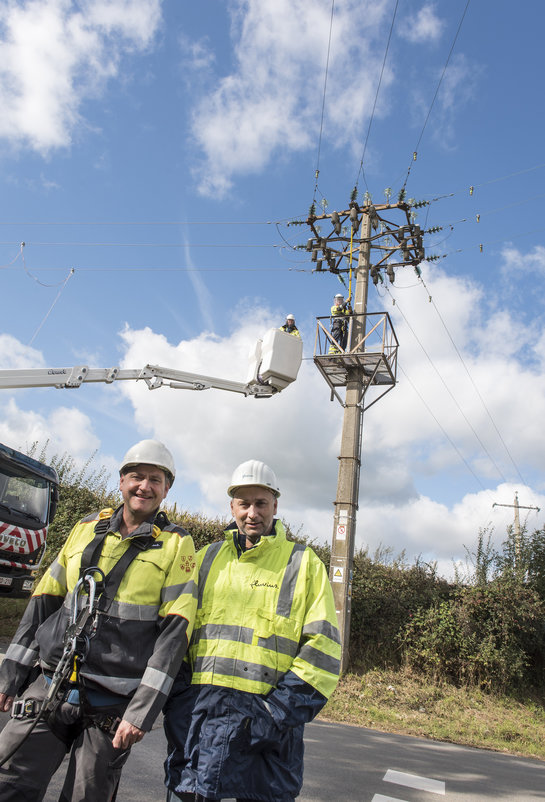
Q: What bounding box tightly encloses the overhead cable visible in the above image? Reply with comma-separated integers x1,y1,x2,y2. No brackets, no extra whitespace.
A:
402,0,472,191
387,288,509,483
312,0,336,205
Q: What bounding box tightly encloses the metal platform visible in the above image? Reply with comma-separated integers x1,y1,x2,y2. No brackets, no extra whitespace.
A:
313,312,398,408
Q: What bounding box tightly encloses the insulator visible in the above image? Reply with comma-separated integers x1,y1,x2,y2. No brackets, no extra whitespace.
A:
402,249,411,262
370,266,379,285
334,222,341,235
413,225,421,237
311,249,318,262
386,265,395,283
417,247,425,260
316,259,323,271
349,207,358,222
306,239,313,252
320,238,328,251
331,211,340,225
328,256,336,269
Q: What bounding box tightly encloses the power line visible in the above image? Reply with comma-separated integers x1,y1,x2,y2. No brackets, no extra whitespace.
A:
354,0,399,195
312,0,335,205
415,275,526,484
397,363,487,492
402,0,472,192
386,288,509,483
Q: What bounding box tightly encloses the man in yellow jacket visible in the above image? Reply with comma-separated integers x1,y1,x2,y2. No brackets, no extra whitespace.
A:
164,460,340,802
0,439,197,802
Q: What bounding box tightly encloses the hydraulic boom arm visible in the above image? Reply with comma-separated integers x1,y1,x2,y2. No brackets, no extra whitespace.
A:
0,328,303,399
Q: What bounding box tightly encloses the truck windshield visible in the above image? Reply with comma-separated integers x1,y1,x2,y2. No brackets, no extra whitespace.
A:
0,470,49,528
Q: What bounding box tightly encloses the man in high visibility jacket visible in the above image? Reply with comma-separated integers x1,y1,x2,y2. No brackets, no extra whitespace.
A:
280,314,301,338
0,439,197,802
329,293,351,353
164,459,341,802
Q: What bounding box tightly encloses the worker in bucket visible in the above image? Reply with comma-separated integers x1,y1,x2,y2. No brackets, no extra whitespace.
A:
329,292,351,353
164,459,340,802
0,439,197,802
280,313,301,337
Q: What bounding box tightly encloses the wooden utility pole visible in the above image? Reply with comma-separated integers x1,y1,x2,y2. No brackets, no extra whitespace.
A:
329,213,371,665
309,197,423,671
493,492,540,565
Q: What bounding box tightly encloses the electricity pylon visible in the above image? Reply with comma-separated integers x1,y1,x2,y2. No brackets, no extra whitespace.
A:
307,197,427,671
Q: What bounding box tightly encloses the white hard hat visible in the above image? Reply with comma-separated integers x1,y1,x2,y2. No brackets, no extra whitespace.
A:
286,314,295,321
119,439,176,485
227,459,280,498
334,293,344,299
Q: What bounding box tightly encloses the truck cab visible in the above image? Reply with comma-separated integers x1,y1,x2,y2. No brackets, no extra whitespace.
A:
0,444,59,598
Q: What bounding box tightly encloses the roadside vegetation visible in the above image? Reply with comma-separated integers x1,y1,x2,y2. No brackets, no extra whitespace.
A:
1,448,544,760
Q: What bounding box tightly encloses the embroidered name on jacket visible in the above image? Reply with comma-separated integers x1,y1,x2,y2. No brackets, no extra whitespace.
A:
250,580,279,589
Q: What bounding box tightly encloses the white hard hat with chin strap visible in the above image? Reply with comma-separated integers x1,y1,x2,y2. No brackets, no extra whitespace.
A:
227,460,280,498
119,439,176,485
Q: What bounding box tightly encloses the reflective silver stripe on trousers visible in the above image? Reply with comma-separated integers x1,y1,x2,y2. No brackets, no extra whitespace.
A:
276,543,306,618
196,623,254,644
194,654,279,686
161,579,198,604
197,541,223,609
297,643,341,676
5,642,38,667
302,619,341,644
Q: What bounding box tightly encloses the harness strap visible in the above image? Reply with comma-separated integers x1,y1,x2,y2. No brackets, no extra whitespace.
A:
79,515,157,614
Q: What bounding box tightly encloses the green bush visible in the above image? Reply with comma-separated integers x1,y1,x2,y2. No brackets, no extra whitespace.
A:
348,550,452,671
400,580,545,692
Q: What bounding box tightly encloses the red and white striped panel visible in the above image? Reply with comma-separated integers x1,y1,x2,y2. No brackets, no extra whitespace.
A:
0,521,48,555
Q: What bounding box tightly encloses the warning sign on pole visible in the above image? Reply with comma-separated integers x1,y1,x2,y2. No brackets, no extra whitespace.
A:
332,566,344,583
336,524,346,540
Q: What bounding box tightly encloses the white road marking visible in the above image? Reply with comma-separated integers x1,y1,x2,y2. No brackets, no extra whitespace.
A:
372,795,408,802
384,769,446,795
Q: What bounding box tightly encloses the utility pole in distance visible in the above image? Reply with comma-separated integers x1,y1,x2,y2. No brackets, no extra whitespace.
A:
493,492,540,566
306,194,429,671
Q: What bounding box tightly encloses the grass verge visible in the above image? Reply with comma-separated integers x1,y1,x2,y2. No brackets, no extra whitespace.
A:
320,668,545,761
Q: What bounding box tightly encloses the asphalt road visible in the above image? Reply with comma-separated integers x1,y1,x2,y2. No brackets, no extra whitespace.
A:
14,715,542,802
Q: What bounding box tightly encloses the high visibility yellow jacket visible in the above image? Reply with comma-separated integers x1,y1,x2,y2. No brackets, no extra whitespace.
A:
190,519,340,698
165,519,340,801
280,324,301,338
0,505,197,732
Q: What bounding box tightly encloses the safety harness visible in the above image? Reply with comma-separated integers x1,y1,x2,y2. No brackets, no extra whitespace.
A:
2,514,159,764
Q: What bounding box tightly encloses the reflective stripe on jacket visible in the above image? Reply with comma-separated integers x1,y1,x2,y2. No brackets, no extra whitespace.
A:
190,520,340,698
0,505,197,732
165,519,340,801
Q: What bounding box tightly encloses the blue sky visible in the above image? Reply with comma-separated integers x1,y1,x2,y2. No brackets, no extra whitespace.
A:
1,0,544,577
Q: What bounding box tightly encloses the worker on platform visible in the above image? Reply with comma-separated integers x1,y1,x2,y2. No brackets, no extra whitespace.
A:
164,459,341,802
280,313,301,337
0,439,197,802
329,292,351,353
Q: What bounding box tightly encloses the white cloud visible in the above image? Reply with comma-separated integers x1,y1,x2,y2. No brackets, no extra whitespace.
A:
0,0,162,153
188,0,395,196
0,396,99,458
0,334,45,369
399,4,444,44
